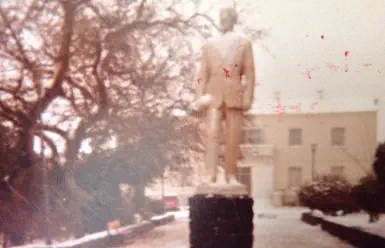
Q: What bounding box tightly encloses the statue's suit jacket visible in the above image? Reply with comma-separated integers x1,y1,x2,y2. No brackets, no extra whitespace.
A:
196,33,256,110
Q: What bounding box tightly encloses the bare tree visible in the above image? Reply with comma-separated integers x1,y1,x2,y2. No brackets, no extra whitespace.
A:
0,0,267,243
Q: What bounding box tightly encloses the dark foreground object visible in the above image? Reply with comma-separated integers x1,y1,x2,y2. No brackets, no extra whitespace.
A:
188,194,254,248
301,212,385,248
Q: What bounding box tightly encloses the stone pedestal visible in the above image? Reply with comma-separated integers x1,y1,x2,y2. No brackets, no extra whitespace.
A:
188,194,254,248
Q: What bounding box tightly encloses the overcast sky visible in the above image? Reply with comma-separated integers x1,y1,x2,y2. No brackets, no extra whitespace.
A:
197,0,385,141
203,0,385,103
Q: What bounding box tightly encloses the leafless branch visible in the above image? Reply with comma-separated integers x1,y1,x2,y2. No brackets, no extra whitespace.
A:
38,132,60,159
0,6,33,68
35,124,68,141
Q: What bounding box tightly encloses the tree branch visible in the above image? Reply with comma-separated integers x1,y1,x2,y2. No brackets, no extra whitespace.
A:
35,124,69,142
37,132,60,159
0,6,33,68
31,1,76,120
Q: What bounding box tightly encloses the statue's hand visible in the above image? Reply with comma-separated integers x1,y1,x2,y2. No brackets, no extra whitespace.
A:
242,100,252,111
190,101,200,112
191,94,212,112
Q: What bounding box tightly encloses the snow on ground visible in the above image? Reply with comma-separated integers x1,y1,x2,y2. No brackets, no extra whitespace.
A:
119,208,355,248
167,208,189,221
121,221,188,248
323,213,385,238
253,210,354,248
150,212,175,221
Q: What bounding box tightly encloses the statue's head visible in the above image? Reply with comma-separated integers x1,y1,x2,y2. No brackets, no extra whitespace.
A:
219,7,237,33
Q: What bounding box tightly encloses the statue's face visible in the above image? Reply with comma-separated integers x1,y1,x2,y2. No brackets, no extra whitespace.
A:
220,8,236,33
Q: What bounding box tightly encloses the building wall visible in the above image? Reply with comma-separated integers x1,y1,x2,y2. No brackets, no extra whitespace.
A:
243,111,377,192
148,110,377,204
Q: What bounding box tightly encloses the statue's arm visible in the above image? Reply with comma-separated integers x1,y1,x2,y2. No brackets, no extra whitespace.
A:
242,40,256,110
196,44,209,100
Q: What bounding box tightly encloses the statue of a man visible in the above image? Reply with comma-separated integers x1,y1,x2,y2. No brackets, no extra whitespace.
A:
192,7,256,193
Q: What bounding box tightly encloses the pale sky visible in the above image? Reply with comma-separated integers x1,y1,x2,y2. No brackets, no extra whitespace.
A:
250,0,385,103
201,0,385,100
199,0,385,140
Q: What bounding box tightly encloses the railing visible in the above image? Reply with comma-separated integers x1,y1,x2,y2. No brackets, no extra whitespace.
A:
240,144,275,159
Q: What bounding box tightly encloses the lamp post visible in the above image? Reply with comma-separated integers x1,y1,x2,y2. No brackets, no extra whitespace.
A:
311,144,317,180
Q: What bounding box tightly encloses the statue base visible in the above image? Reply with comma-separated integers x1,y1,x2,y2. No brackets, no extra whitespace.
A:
188,194,254,248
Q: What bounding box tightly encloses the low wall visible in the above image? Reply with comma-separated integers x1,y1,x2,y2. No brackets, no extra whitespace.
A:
12,213,175,248
301,212,385,248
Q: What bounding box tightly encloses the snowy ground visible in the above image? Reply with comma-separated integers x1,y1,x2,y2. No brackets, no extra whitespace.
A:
119,208,354,248
323,213,385,238
253,210,354,248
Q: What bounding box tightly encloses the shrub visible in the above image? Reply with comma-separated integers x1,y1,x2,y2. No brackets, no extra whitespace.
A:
350,143,385,223
298,174,359,215
351,174,385,222
373,142,385,184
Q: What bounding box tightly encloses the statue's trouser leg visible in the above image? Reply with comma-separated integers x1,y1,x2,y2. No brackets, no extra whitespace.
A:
224,107,243,181
205,107,223,182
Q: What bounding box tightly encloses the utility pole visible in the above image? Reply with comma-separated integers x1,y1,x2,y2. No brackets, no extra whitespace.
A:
311,144,317,180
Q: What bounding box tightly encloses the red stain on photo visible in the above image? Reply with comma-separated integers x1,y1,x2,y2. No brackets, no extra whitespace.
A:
223,68,231,78
344,51,349,58
302,67,319,79
310,102,318,109
289,103,302,112
240,73,243,80
321,35,324,39
323,61,340,73
272,103,286,117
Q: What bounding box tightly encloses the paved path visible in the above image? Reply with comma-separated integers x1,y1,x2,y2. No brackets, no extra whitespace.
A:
121,209,354,248
253,210,354,248
122,221,188,248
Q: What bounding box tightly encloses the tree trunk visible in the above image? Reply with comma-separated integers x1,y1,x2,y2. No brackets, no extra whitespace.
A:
134,184,146,214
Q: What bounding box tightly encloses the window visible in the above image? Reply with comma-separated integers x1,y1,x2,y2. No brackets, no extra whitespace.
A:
331,127,345,146
242,128,264,144
289,128,302,146
331,166,345,177
288,167,302,187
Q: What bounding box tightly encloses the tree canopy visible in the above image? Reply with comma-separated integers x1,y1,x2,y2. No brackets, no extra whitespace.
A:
0,0,267,243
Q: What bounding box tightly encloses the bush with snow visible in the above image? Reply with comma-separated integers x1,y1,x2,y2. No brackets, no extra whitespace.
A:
298,174,359,216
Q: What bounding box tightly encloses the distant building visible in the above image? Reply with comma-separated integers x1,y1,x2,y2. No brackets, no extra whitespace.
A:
147,96,381,207
238,96,379,206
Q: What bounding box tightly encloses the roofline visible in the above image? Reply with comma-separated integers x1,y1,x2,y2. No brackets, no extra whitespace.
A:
245,109,378,116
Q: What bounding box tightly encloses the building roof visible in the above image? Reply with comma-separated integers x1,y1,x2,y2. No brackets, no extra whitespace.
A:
246,97,378,115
